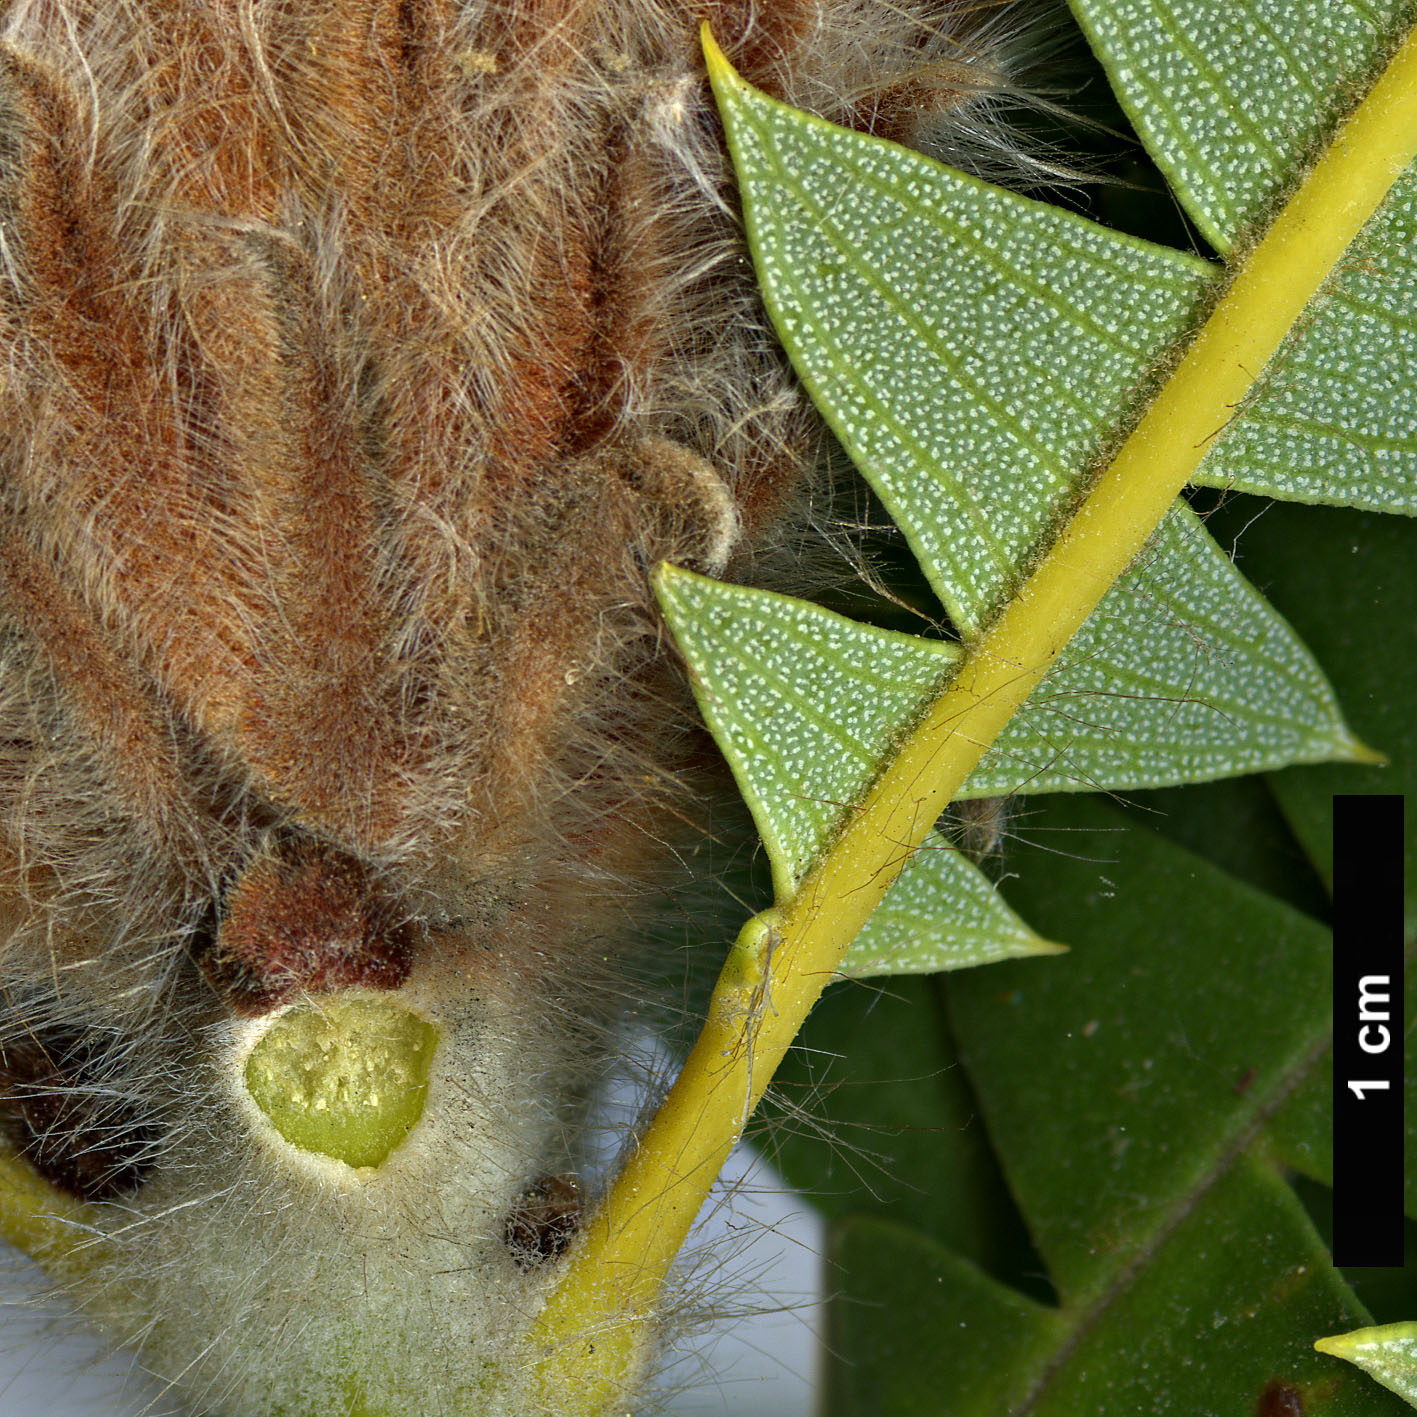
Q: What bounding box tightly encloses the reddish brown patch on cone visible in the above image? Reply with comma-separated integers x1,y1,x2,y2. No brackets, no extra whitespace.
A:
199,837,418,1015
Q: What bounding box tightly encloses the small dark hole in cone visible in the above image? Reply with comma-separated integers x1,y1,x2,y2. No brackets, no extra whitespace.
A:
505,1173,582,1268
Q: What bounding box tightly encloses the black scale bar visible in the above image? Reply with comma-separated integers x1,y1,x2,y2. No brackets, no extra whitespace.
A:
1332,793,1405,1268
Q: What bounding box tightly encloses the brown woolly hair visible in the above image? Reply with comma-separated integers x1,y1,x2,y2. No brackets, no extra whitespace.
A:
0,1,1057,1412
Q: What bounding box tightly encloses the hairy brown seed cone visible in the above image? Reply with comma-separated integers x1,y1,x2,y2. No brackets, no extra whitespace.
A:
0,0,1050,1410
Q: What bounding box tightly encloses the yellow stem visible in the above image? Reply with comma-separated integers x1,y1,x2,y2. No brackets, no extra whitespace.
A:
528,18,1417,1405
0,1145,94,1277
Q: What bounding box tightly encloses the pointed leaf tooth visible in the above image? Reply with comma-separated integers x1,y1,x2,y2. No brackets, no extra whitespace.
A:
1316,1323,1417,1406
708,49,1213,638
655,563,958,896
1067,0,1413,252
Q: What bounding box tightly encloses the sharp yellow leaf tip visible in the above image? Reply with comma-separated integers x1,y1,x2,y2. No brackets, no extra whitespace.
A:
700,22,731,85
1314,1329,1372,1359
652,558,699,589
1342,735,1389,766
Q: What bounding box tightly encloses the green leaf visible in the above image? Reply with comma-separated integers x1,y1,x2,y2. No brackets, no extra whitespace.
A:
842,840,1063,978
828,1164,1400,1417
1070,0,1417,513
712,69,1211,638
825,1218,1062,1417
655,566,957,891
668,41,1381,937
1067,0,1412,251
948,797,1330,1300
971,501,1368,795
1317,1323,1417,1407
1189,172,1417,514
655,565,1055,973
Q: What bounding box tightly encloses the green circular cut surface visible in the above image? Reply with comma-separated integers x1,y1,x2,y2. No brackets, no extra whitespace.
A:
244,997,438,1169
